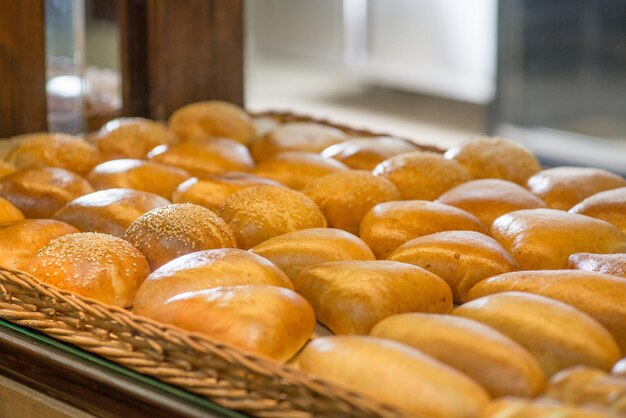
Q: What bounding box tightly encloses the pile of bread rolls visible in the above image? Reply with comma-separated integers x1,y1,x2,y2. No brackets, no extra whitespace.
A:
1,100,625,418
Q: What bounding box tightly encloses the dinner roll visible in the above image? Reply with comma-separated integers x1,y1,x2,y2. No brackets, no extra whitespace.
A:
302,171,401,235
482,398,609,418
373,151,470,200
528,167,626,210
148,286,315,362
438,179,546,226
218,185,326,249
360,200,487,259
0,197,24,224
570,187,626,233
133,248,292,316
321,136,419,170
29,232,150,307
370,313,546,397
54,189,170,238
387,231,518,302
295,336,489,418
250,228,375,281
490,209,626,270
0,167,94,218
568,253,626,279
0,161,15,178
444,136,541,185
293,260,452,334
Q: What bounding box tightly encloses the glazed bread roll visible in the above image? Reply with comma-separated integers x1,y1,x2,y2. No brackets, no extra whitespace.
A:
218,185,326,249
360,200,487,259
168,100,256,144
54,188,170,238
444,136,541,185
490,209,626,270
29,232,150,307
251,122,347,162
387,231,518,303
147,286,315,362
250,228,375,281
0,167,94,218
372,151,470,200
133,248,293,316
370,313,546,397
302,171,401,235
292,260,452,334
527,167,626,210
125,203,236,270
88,159,191,199
568,253,626,279
321,136,418,170
438,179,546,226
481,398,609,418
0,161,15,178
454,292,621,376
251,151,349,189
468,270,626,352
570,187,626,233
295,336,489,418
0,197,24,224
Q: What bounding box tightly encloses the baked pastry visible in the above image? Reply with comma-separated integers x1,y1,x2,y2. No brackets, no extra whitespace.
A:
29,232,150,307
0,161,15,178
490,209,626,270
570,187,626,233
292,260,452,334
568,253,626,279
302,171,401,235
359,200,487,259
217,185,326,249
321,136,418,170
372,151,470,200
387,231,518,302
613,358,626,376
0,197,24,224
482,398,608,418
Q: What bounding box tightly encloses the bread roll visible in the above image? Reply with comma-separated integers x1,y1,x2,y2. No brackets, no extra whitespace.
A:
568,253,626,279
438,179,546,226
570,187,626,234
481,398,609,418
54,188,170,238
295,336,489,418
613,358,626,376
250,228,375,281
443,136,541,185
360,200,487,259
0,167,94,218
387,231,518,302
370,313,546,397
0,161,15,178
148,285,315,362
321,136,418,170
29,232,150,307
133,248,293,316
218,185,326,249
293,260,452,334
490,209,626,270
0,196,24,224
528,167,626,210
302,171,401,235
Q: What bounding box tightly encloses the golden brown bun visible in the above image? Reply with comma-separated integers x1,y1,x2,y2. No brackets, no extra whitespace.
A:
438,179,547,226
133,248,293,316
147,137,254,176
444,136,541,185
490,209,626,270
54,188,170,238
293,260,452,334
570,187,626,234
528,167,626,210
359,200,487,259
302,171,401,235
93,118,178,160
370,313,546,398
217,185,326,249
168,101,255,144
87,159,191,200
250,228,375,281
468,270,626,353
320,136,418,170
454,292,621,376
251,151,349,190
0,219,78,270
148,285,315,362
373,151,470,200
481,398,609,418
0,161,16,178
172,172,283,211
613,358,626,376
568,253,626,279
125,203,236,271
0,196,24,223
388,231,518,302
29,232,149,307
0,167,94,218
251,122,347,162
295,335,489,418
